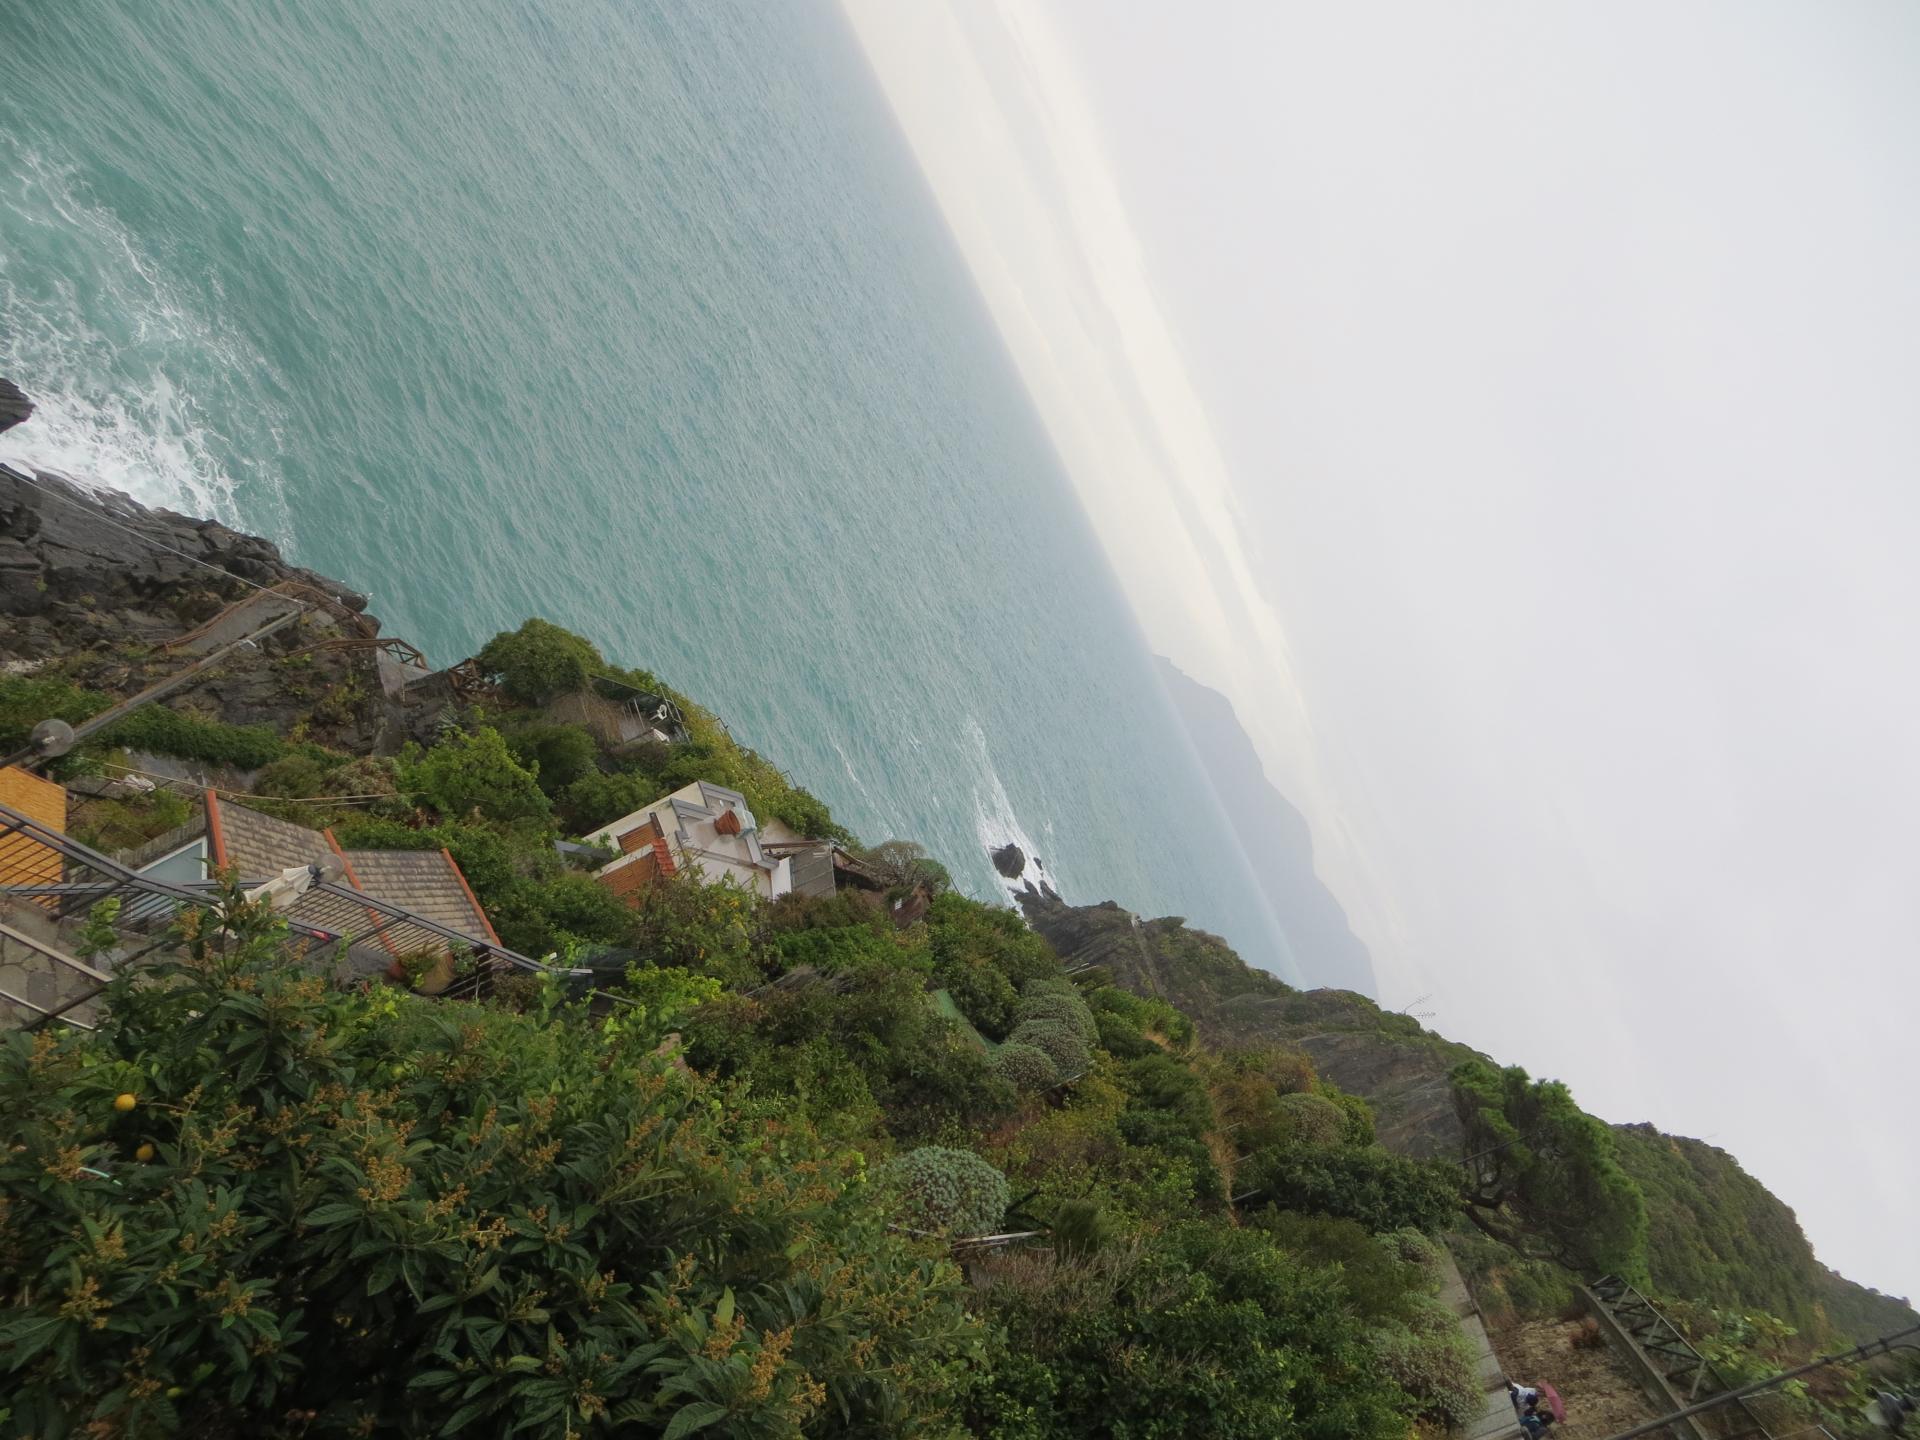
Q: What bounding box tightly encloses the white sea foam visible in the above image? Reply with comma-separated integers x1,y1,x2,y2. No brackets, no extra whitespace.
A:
0,145,287,535
964,715,1059,901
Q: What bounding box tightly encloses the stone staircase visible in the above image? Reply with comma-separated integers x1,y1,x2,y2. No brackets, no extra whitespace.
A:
1439,1251,1525,1440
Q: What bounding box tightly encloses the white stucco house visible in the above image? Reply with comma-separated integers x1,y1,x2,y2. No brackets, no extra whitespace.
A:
586,780,792,904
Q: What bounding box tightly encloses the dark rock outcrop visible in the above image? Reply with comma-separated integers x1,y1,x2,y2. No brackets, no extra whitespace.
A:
0,464,459,754
0,379,32,435
990,842,1026,879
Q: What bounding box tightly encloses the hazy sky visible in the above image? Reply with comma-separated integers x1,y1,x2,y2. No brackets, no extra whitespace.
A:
841,1,1920,1304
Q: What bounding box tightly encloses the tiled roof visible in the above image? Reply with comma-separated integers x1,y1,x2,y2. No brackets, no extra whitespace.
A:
208,794,332,876
205,800,502,957
344,849,498,947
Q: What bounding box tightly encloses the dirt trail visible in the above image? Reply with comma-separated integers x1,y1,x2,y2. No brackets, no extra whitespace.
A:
1489,1315,1669,1439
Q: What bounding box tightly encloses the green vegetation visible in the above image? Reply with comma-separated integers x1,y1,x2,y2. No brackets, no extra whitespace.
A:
0,650,1490,1435
1453,1059,1649,1279
22,609,1891,1438
879,1147,1010,1237
0,892,975,1437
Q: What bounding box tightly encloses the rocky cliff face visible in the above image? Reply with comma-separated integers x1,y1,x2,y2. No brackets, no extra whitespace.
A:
0,462,457,757
1015,884,1483,1157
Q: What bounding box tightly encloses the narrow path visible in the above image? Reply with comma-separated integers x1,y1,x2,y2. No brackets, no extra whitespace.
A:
1438,1252,1523,1440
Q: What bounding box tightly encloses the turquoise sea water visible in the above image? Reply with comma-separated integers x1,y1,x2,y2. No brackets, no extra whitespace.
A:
0,0,1298,979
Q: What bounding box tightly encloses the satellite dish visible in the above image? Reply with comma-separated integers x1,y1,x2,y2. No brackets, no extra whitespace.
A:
313,853,346,885
29,718,74,758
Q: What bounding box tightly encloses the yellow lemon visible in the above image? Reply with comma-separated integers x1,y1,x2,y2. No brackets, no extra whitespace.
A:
135,1143,156,1163
113,1092,138,1112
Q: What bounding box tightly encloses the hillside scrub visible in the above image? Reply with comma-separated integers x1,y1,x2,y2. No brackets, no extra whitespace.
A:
0,894,976,1438
0,619,1521,1438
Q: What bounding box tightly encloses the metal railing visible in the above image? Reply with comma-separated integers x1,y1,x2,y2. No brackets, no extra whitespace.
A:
1589,1276,1776,1440
0,797,566,1029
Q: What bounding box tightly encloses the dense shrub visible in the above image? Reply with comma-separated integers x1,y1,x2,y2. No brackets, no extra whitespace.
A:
1381,1227,1444,1269
1008,1019,1090,1080
505,721,602,795
992,1042,1061,1094
1242,1144,1464,1234
878,1146,1010,1237
1324,1087,1378,1146
1119,1053,1215,1137
925,895,1060,1039
402,726,550,823
968,1223,1411,1439
476,616,602,703
1369,1300,1482,1428
559,769,662,834
104,705,313,771
0,897,978,1436
1014,990,1096,1040
1254,1211,1428,1324
1275,1091,1348,1146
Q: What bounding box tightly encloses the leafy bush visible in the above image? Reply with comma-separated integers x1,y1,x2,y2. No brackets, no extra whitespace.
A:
1119,1053,1214,1137
1380,1227,1443,1269
505,721,602,796
103,705,311,771
1323,1087,1378,1146
1253,1211,1428,1324
476,616,602,703
1275,1091,1347,1146
925,895,1060,1039
878,1146,1010,1237
968,1222,1411,1439
1014,990,1096,1040
1242,1144,1464,1234
402,726,550,823
992,1042,1061,1094
1008,1019,1090,1080
559,769,662,834
0,896,978,1436
1369,1300,1482,1428
1454,1059,1649,1278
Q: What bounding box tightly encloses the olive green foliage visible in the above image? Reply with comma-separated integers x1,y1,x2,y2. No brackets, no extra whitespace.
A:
1367,1300,1482,1428
1608,1122,1896,1340
1012,988,1096,1042
1321,1087,1377,1147
1380,1228,1443,1269
1453,1060,1649,1279
476,620,847,842
967,1223,1412,1439
402,726,550,824
1274,1091,1347,1147
504,721,602,797
924,894,1057,1040
559,769,663,835
1241,1144,1463,1235
104,705,319,772
65,788,194,854
1084,986,1192,1059
878,1147,1010,1237
475,616,602,703
1006,1020,1089,1081
1444,1224,1577,1320
682,907,1014,1140
0,675,107,758
0,895,978,1437
858,840,954,896
1253,1211,1428,1324
991,1042,1061,1094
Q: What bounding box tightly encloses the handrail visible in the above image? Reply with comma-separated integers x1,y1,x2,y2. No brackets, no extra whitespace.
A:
0,797,576,1032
